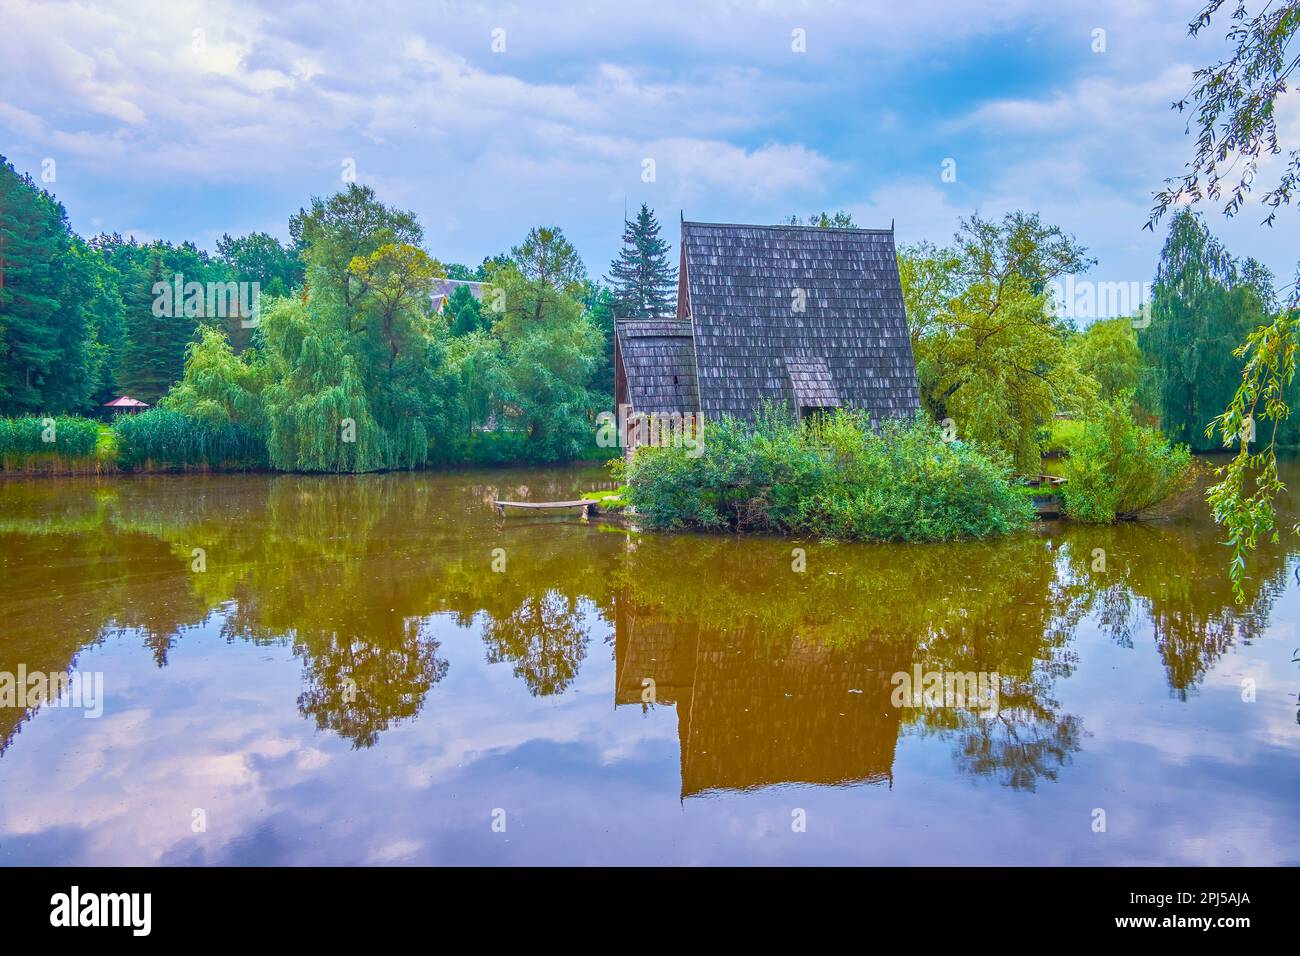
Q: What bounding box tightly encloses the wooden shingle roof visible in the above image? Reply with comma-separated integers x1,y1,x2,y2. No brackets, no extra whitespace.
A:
681,220,920,422
614,317,699,416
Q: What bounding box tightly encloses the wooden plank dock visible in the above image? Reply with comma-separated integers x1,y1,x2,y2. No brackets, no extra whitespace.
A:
493,499,601,517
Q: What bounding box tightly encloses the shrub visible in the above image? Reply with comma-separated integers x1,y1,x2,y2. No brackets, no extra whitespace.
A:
113,408,266,471
0,416,102,473
626,405,1034,541
1057,396,1194,523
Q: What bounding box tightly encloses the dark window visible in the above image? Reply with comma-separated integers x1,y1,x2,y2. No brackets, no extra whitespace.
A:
672,375,678,384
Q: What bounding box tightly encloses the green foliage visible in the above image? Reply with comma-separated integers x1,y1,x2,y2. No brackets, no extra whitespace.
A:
582,282,617,399
784,211,858,228
900,212,1097,472
161,326,266,424
215,231,303,298
1149,2,1300,600
113,408,264,471
1058,396,1194,523
606,203,676,317
0,415,100,471
581,485,630,509
434,429,529,466
0,158,104,415
1205,309,1298,601
487,226,602,462
259,188,448,473
1138,210,1270,450
1149,1,1300,227
446,283,486,335
626,405,1034,541
1066,318,1142,400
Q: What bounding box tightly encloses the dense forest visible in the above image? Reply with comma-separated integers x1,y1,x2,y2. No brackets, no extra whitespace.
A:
0,158,686,469
0,155,1290,476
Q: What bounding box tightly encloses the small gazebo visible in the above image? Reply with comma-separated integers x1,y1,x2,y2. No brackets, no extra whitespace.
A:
102,396,150,416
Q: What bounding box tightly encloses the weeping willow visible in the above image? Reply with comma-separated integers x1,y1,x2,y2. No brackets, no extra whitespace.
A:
258,288,435,473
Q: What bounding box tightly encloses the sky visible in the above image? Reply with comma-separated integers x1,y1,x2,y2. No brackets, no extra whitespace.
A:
2,0,1298,317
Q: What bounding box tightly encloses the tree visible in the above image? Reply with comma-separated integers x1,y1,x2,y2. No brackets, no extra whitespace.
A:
785,210,858,228
116,248,198,403
1150,1,1300,227
0,159,101,414
1138,210,1262,450
256,188,450,472
583,281,617,399
445,283,486,336
348,242,443,370
1067,318,1142,402
444,330,509,436
1150,1,1300,600
161,325,267,430
216,231,303,297
289,183,422,314
900,212,1096,471
487,226,601,459
606,204,676,317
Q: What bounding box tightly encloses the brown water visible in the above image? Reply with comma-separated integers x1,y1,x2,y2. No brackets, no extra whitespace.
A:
0,463,1296,865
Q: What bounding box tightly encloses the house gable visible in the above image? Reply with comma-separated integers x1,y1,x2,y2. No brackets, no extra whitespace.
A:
680,220,920,423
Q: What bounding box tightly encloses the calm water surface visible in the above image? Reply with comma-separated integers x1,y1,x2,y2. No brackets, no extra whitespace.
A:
0,463,1297,865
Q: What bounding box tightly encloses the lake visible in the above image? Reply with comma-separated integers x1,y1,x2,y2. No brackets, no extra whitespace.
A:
0,462,1297,865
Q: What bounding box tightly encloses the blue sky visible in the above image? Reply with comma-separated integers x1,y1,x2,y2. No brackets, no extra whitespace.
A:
2,0,1298,315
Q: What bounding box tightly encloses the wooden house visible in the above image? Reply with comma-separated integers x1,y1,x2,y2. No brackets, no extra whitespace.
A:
614,219,920,436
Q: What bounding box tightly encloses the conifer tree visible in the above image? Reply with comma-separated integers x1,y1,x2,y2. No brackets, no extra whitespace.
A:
117,249,196,403
606,204,676,317
0,158,99,414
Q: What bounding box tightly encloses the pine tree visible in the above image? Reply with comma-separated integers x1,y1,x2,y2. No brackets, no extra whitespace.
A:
117,249,196,403
0,158,98,414
606,204,677,317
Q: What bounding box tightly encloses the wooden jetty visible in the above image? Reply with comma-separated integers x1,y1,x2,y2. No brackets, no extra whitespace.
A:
493,498,601,518
1022,475,1066,519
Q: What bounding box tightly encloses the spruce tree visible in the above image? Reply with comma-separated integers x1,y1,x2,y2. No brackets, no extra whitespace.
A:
606,204,677,317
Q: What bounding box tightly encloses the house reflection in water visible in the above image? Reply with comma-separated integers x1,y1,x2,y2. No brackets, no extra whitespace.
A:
613,592,910,798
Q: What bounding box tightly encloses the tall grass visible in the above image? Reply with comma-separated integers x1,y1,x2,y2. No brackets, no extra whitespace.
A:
0,416,104,474
626,405,1035,541
113,408,266,472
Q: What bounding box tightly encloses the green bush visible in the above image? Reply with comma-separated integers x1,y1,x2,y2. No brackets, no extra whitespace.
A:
0,416,102,472
113,408,266,471
1057,396,1194,523
626,405,1035,541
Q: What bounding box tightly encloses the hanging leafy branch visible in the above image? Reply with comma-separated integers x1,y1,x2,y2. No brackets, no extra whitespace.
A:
1151,1,1300,600
1150,1,1300,228
1205,308,1297,600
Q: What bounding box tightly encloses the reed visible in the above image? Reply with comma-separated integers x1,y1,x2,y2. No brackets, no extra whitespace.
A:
113,408,266,472
0,416,105,475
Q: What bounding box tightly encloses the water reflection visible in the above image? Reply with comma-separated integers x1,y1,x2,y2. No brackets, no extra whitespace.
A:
0,462,1293,797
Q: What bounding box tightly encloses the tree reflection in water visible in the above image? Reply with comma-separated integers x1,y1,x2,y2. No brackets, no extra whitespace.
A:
0,463,1291,790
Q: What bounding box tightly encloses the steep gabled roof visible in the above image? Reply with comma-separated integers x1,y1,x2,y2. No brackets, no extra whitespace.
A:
432,278,484,313
680,221,920,422
614,317,699,416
